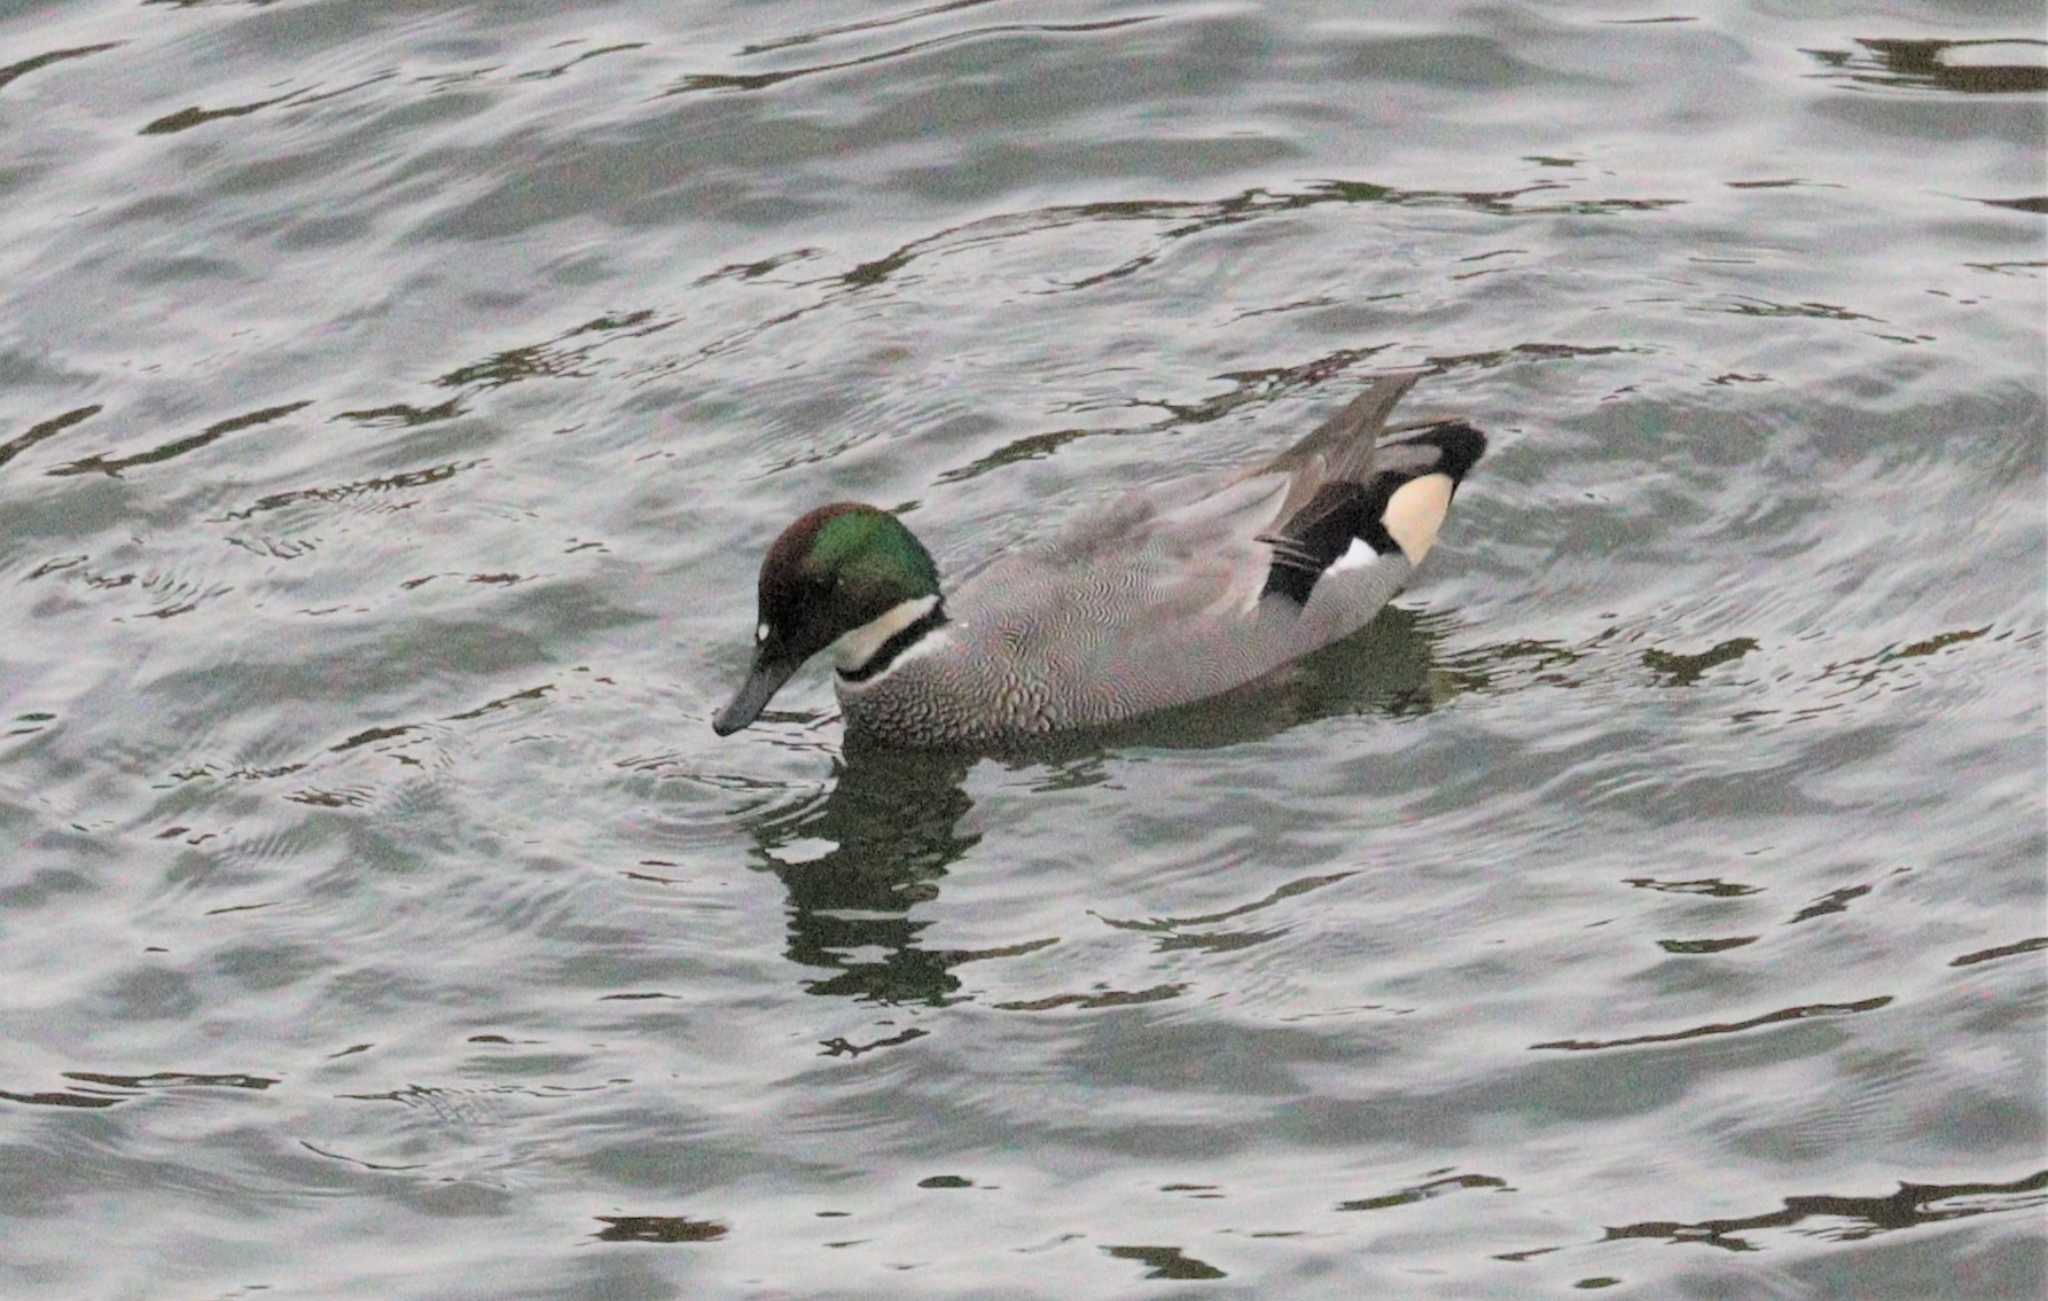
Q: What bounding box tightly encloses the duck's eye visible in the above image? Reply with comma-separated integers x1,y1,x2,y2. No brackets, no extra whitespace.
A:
756,622,771,643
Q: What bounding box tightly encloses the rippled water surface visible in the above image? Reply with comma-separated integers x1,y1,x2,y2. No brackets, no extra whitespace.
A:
3,1,2044,1296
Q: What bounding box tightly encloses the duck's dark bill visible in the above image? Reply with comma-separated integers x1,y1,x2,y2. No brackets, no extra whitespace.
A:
712,656,800,735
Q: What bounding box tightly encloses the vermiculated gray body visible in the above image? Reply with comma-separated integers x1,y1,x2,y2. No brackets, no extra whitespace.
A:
834,374,1478,748
840,549,1414,745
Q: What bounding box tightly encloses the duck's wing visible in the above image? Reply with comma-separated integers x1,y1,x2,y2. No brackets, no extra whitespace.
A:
956,376,1485,676
1250,371,1423,525
1012,373,1423,571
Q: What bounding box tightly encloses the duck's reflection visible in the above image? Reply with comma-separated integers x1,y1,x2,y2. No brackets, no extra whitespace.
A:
750,746,981,1003
743,604,1454,1004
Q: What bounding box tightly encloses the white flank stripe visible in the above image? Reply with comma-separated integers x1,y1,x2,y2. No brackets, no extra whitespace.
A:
1330,535,1381,572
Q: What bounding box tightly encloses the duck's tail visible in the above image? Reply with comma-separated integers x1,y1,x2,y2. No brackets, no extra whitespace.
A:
1257,377,1487,604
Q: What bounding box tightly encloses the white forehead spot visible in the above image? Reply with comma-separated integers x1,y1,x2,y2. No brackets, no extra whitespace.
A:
756,622,770,643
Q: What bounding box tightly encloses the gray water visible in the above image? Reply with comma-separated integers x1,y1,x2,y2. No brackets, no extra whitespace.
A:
2,1,2044,1296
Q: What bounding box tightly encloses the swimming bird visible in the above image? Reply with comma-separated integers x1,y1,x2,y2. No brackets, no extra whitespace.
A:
713,371,1485,747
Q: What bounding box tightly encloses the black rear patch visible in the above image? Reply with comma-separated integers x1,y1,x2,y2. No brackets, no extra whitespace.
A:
1258,420,1487,605
1412,420,1487,482
1259,482,1389,603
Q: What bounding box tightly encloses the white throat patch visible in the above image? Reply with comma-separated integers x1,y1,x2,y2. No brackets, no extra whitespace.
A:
832,594,942,675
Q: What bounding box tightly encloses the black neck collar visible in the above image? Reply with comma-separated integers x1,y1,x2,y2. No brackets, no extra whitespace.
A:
838,601,948,684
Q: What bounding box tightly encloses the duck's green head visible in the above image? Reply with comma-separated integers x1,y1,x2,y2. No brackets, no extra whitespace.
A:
712,503,942,736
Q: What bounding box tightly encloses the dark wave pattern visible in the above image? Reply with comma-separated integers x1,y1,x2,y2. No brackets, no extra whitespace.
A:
0,0,2042,1295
